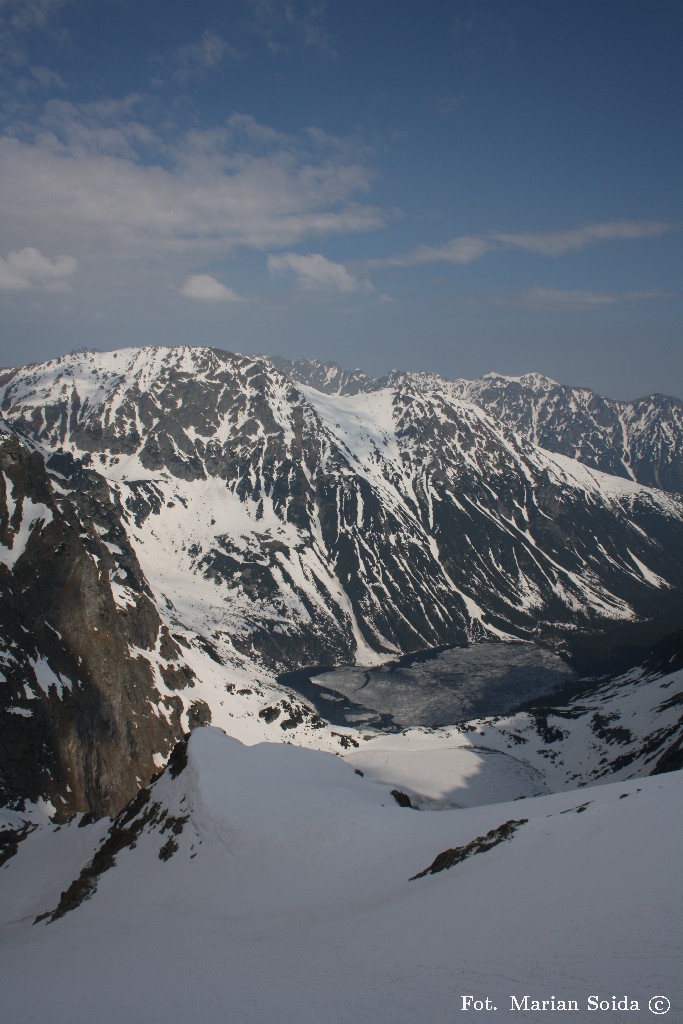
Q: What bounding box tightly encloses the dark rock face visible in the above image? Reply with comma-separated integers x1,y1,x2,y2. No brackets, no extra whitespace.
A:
642,627,683,676
0,437,187,820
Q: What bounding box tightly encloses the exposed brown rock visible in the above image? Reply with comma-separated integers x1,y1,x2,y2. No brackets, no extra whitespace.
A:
0,438,187,820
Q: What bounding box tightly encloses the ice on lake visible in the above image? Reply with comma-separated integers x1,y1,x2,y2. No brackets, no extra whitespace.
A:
280,641,578,730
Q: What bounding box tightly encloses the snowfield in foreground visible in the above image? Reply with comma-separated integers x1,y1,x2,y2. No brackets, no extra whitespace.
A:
1,726,681,1024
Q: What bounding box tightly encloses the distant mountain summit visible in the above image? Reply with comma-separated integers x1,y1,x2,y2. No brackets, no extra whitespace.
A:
269,358,683,493
450,371,683,493
267,355,373,396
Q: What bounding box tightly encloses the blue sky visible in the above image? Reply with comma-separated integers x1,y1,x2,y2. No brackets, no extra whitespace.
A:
0,0,681,398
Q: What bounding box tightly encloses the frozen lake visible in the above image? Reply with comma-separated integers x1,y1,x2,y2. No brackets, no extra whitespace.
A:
279,641,579,731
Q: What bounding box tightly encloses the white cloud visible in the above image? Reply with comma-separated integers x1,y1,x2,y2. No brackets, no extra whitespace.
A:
0,245,76,291
225,112,290,146
0,110,384,266
179,275,244,302
38,95,157,158
369,220,676,270
524,287,617,309
268,251,372,292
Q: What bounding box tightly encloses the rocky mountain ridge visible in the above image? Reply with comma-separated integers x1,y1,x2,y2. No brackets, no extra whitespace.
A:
270,358,683,493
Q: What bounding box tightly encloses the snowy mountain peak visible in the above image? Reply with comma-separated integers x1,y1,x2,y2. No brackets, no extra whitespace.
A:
482,370,561,388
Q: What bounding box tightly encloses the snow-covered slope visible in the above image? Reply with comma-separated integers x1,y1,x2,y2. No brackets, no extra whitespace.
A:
1,726,680,1024
342,640,683,807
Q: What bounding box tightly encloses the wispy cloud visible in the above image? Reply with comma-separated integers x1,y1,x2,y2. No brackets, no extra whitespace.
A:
165,31,243,83
179,274,244,302
490,221,674,256
0,0,71,84
291,0,335,54
368,234,490,268
368,220,677,270
248,0,336,56
452,12,516,54
434,94,465,116
0,245,76,291
0,0,68,35
499,285,676,311
268,251,373,292
27,64,65,89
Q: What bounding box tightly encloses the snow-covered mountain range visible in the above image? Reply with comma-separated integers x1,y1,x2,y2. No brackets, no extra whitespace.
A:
2,346,682,667
1,344,682,819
